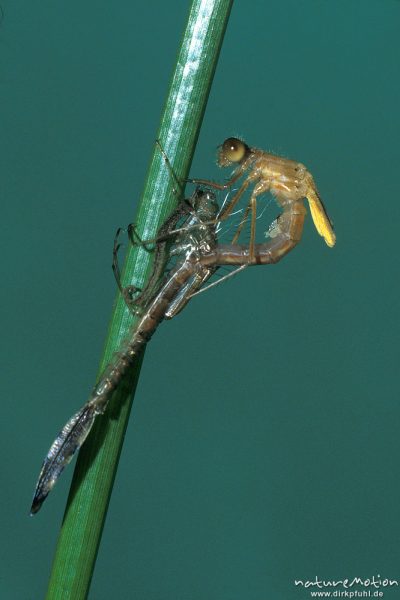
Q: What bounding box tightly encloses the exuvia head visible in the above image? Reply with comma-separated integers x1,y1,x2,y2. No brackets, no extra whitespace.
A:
191,187,219,220
217,137,251,167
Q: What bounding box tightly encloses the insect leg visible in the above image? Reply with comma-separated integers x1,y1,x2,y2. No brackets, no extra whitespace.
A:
231,202,252,244
112,227,143,313
188,161,247,191
112,227,127,296
189,265,248,298
127,223,155,252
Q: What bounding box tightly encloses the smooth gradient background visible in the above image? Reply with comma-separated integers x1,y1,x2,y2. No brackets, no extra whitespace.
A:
2,2,399,599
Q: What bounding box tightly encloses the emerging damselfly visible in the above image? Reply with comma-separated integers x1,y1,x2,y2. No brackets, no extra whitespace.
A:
31,139,336,514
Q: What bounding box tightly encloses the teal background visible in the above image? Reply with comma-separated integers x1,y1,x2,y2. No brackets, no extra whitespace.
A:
2,1,399,599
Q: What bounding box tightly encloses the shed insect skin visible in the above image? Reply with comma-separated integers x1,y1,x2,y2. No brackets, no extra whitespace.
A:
30,189,219,515
191,137,336,259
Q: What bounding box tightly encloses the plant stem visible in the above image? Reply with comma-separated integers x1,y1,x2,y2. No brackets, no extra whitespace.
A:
44,1,233,598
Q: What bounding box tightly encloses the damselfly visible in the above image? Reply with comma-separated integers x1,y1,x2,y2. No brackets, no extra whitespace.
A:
191,137,336,259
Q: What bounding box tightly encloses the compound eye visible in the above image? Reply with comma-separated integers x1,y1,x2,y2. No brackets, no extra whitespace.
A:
221,137,247,163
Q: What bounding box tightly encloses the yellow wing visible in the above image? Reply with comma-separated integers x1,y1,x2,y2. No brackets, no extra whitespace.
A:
306,177,336,247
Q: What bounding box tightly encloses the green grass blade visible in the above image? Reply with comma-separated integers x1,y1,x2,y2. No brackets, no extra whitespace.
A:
44,1,233,599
